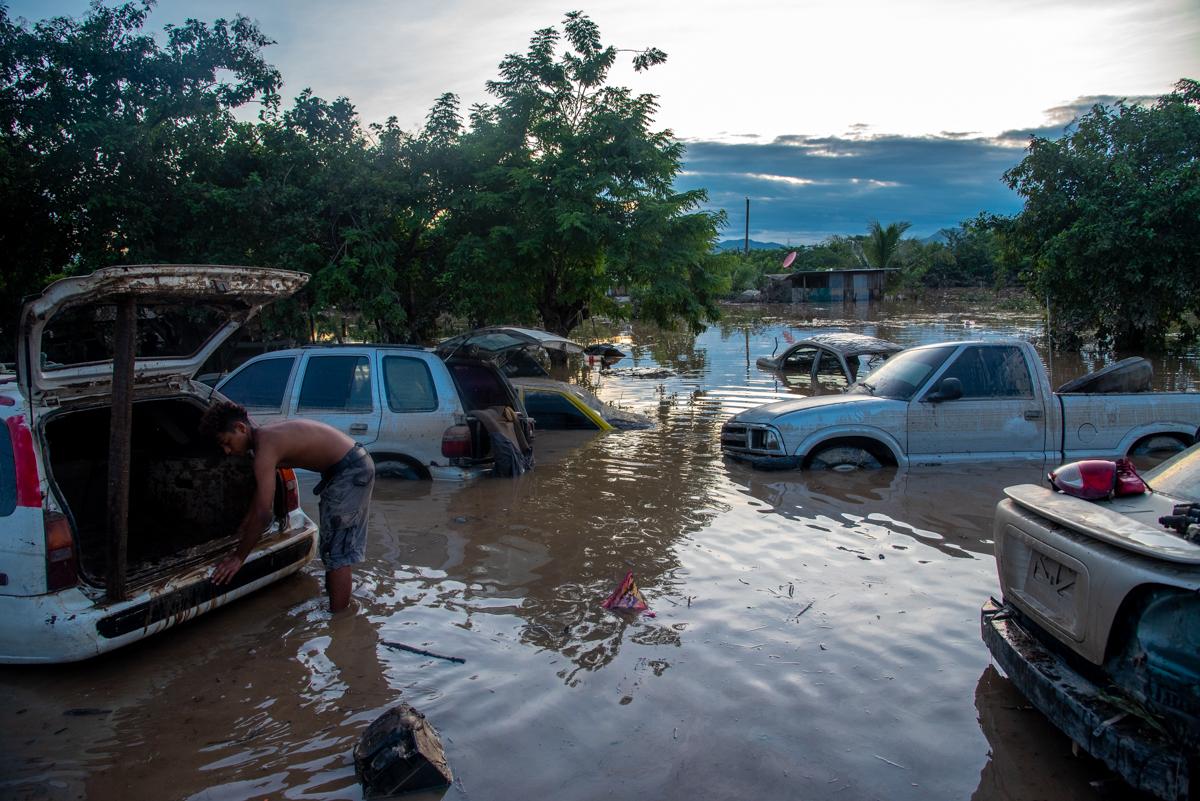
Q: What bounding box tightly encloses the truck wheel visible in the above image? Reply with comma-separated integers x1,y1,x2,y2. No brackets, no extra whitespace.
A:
807,445,883,472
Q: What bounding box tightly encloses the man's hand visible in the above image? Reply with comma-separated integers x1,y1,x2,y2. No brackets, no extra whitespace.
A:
211,554,245,585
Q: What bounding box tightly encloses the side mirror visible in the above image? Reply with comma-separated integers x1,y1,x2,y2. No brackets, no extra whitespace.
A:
927,377,963,403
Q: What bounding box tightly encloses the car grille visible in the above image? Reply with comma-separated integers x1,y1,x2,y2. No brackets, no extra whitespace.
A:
720,423,781,454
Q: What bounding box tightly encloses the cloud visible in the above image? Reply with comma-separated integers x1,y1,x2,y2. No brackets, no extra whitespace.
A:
678,133,1030,244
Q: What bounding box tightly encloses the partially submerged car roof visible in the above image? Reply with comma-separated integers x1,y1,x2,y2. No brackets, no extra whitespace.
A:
20,264,308,397
436,327,585,358
797,332,904,357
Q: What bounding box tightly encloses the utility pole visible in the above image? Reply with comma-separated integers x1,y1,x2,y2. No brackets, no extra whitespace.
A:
744,197,750,256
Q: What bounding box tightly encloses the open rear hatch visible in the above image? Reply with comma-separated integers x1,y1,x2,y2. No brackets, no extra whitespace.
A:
19,264,309,403
19,265,309,588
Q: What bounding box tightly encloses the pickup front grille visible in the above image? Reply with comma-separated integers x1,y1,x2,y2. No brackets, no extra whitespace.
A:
720,423,782,454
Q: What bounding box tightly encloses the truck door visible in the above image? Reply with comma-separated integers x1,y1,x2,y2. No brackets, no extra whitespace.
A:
291,352,382,447
907,344,1047,459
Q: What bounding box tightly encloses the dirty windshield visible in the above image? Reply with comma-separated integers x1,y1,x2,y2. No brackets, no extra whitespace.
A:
40,302,230,369
853,344,956,400
1144,443,1200,500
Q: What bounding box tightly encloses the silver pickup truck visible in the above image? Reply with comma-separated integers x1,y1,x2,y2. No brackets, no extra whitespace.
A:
721,339,1200,470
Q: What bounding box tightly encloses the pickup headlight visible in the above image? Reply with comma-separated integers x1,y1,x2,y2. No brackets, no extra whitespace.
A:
762,428,782,452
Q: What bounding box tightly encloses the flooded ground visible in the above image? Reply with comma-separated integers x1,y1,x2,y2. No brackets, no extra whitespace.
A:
3,298,1191,801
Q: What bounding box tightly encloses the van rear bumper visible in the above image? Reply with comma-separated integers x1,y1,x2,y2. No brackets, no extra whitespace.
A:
0,526,316,664
981,599,1196,800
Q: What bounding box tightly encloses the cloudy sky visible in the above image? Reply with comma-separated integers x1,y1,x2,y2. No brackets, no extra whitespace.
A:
9,0,1200,243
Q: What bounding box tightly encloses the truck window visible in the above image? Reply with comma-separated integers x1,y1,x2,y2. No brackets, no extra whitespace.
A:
939,346,1034,399
298,355,373,412
0,422,15,517
860,345,955,400
219,357,295,411
383,356,438,412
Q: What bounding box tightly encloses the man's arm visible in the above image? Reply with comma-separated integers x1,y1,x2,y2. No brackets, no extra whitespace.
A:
211,450,278,585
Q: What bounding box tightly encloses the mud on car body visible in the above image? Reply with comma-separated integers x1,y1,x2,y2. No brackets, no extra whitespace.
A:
216,345,532,481
0,265,318,663
982,444,1200,801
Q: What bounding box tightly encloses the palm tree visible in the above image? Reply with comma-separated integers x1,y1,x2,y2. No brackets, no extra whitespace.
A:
862,220,912,268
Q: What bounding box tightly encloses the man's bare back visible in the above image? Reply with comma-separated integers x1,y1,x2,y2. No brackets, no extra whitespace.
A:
252,419,356,474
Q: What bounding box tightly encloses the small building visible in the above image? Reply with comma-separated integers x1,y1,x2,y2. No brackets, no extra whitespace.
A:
763,268,894,303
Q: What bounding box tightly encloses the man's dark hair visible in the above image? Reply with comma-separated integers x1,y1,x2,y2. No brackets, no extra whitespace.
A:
199,399,250,439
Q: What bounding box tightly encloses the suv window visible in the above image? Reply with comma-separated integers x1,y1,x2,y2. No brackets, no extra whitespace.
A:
219,357,295,411
938,346,1034,399
383,356,438,412
0,422,16,517
298,355,373,412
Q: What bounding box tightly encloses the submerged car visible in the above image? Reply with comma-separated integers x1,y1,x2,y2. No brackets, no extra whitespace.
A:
755,331,903,392
0,265,317,663
982,445,1200,800
436,326,652,431
217,345,531,480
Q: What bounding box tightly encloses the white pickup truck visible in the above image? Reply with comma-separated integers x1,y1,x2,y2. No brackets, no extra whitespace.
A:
721,339,1200,470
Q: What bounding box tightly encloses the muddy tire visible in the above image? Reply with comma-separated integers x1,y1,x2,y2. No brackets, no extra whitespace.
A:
807,445,883,472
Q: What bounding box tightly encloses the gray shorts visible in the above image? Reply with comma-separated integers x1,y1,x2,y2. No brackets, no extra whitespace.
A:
314,445,375,571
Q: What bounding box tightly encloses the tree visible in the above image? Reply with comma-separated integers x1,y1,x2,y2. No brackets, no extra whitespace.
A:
1001,79,1200,349
0,0,280,353
861,220,912,269
441,12,723,335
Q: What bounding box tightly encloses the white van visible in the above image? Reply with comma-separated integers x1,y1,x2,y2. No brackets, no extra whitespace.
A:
0,265,318,663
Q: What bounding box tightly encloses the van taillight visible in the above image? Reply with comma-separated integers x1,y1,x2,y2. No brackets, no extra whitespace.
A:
44,510,78,591
442,424,473,459
7,416,41,507
280,468,300,511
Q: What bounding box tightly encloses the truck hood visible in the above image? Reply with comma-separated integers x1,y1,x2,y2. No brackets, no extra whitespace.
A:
19,265,309,398
728,392,884,425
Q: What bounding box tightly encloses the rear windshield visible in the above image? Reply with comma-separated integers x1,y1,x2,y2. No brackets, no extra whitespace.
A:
41,302,231,368
448,362,512,411
0,421,16,516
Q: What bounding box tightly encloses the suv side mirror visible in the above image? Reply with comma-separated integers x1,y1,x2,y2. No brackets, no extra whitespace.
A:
927,377,963,403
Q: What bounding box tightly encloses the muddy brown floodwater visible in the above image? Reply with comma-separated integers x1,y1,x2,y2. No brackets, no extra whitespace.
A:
3,299,1192,801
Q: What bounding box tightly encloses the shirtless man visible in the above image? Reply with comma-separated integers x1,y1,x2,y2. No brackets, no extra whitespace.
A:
199,400,375,612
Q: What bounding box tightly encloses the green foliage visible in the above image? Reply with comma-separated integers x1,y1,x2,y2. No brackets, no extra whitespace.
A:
998,79,1200,349
0,0,281,353
439,12,723,335
862,220,911,269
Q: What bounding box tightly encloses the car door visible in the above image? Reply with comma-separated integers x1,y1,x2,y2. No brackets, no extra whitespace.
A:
907,344,1047,459
375,352,455,465
291,351,382,446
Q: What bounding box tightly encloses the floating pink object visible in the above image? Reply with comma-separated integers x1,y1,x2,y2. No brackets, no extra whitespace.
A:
602,570,654,616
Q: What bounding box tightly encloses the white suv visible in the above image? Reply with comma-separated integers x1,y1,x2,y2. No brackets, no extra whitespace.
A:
0,265,318,663
216,346,531,480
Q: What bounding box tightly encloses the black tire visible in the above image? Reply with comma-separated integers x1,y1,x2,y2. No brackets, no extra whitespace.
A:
807,444,884,472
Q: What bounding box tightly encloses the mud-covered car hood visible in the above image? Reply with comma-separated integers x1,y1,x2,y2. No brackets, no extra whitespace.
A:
727,392,886,425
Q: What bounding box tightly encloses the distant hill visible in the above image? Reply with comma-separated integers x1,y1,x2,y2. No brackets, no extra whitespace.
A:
715,239,790,252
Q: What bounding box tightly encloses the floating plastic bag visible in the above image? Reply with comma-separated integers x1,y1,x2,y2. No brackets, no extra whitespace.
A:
601,570,654,617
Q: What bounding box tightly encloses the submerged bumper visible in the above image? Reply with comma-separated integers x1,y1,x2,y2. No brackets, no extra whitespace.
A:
721,450,802,470
981,599,1197,801
0,525,316,664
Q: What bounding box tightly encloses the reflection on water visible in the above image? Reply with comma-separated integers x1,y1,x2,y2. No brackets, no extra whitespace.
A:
3,299,1196,801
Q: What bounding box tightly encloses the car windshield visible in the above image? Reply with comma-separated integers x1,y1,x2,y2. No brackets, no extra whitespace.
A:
852,345,956,400
1144,443,1200,501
